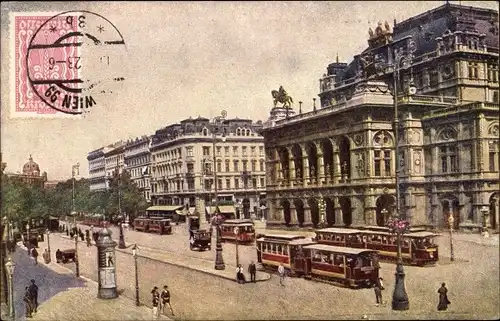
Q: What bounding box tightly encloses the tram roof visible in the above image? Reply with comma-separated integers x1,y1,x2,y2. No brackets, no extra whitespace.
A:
222,219,254,225
316,228,363,234
259,234,306,240
407,231,439,238
303,244,378,255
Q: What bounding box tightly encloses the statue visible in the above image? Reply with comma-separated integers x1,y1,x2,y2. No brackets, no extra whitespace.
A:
368,27,374,38
375,21,384,36
271,86,294,108
385,20,391,33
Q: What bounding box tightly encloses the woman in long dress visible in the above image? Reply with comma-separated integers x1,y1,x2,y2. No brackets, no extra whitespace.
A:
437,282,451,311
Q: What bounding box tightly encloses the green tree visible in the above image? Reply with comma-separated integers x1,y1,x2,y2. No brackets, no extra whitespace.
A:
107,169,148,221
1,176,31,224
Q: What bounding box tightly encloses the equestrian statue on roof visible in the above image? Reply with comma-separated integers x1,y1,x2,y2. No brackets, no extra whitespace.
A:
271,86,293,108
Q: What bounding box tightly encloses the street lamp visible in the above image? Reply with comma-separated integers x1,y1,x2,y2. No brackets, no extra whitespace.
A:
389,39,416,312
448,210,454,262
5,257,15,319
212,110,227,271
117,158,126,249
234,227,240,267
71,211,80,278
26,223,30,244
132,244,140,306
46,228,52,264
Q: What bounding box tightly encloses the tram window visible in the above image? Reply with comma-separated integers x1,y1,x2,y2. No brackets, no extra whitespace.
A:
403,240,409,247
277,245,282,255
313,251,321,262
264,243,268,252
283,246,288,256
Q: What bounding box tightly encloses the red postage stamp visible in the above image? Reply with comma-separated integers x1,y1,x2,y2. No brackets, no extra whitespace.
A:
9,11,127,118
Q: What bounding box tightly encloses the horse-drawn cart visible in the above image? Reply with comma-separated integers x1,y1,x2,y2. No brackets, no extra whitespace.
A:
56,249,76,264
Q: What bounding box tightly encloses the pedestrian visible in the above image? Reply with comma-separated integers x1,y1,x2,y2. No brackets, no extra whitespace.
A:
151,286,160,319
23,286,33,318
278,263,285,286
28,279,39,313
31,247,39,265
86,234,91,247
236,264,246,284
437,282,451,311
248,261,257,283
161,285,174,316
374,277,384,306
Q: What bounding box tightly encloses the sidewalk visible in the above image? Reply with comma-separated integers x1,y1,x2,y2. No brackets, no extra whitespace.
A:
60,233,271,283
6,244,170,321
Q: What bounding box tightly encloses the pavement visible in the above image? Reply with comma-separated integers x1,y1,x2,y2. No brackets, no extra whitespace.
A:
2,244,170,321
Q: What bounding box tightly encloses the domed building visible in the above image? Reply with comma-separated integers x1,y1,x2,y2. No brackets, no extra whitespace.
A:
5,155,47,187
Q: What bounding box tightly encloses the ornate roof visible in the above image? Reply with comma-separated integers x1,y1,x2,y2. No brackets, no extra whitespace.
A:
22,155,40,176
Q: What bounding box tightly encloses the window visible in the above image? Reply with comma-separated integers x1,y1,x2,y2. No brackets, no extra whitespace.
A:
216,147,221,156
226,178,231,189
187,179,195,191
251,160,256,171
260,160,265,172
217,161,222,173
251,146,256,156
493,91,499,103
225,159,230,172
259,146,264,156
204,162,212,175
202,128,208,136
202,146,210,156
252,178,257,188
242,146,247,156
218,179,222,190
234,178,240,188
439,146,458,173
186,146,193,157
260,177,265,188
224,146,230,156
487,64,499,82
374,150,391,176
468,62,479,79
233,160,239,171
243,160,248,171
489,142,499,172
233,146,238,156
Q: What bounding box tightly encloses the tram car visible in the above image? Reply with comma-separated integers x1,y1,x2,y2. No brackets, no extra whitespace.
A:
314,227,439,266
81,215,106,228
256,234,379,288
148,217,172,235
220,219,256,243
133,217,151,232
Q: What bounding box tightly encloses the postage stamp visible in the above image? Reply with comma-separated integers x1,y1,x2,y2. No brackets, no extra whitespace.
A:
9,11,127,118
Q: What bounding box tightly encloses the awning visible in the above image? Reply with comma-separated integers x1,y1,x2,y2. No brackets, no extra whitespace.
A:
206,205,236,214
146,205,184,212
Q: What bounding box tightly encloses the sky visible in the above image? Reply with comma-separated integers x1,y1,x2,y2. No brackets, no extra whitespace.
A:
1,1,498,180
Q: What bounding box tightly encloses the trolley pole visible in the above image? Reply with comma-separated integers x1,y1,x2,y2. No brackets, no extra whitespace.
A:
72,163,80,278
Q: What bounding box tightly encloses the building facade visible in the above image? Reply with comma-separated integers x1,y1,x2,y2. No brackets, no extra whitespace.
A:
104,141,126,188
262,3,499,231
88,147,106,191
124,136,152,202
150,116,267,218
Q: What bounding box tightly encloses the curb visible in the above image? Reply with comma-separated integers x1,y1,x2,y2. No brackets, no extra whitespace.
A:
114,246,272,284
56,233,271,283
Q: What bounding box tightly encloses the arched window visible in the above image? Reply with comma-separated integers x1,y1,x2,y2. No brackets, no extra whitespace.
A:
202,128,208,136
236,128,241,136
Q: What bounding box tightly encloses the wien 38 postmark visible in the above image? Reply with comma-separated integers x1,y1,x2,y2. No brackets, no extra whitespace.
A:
11,10,126,117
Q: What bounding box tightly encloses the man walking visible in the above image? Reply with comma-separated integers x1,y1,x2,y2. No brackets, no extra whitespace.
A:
151,286,160,319
248,261,257,283
23,286,33,318
28,279,39,313
278,263,286,286
374,277,384,306
31,247,39,265
161,285,175,316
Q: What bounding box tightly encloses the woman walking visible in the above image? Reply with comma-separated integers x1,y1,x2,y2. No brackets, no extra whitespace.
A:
437,282,451,311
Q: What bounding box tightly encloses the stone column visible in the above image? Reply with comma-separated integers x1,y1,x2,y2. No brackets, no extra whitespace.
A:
334,197,343,226
478,114,486,173
288,157,296,187
290,205,297,225
302,156,310,187
304,206,313,227
317,153,325,186
333,151,341,184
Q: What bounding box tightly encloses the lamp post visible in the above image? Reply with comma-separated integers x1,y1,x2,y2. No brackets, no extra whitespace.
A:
132,244,140,306
117,159,126,249
72,161,81,277
212,110,227,271
234,227,240,267
46,228,52,264
26,223,30,244
5,257,15,320
390,39,416,312
448,210,454,262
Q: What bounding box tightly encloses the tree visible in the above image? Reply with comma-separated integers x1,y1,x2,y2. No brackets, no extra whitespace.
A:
1,176,32,224
107,169,148,222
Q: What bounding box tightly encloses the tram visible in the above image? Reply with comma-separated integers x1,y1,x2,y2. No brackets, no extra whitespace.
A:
314,227,439,266
220,219,256,243
133,217,151,232
256,234,379,288
148,217,172,235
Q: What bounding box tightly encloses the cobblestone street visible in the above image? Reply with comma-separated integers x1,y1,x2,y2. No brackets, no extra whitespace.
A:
50,223,499,320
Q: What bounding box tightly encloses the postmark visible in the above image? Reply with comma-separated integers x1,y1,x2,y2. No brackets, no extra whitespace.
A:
10,11,126,117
